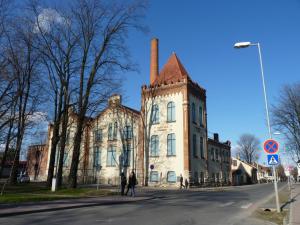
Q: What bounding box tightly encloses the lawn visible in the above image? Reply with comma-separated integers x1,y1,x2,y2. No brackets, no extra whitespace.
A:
0,182,118,204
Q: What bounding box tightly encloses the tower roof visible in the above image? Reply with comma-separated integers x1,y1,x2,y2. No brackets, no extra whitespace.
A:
155,53,190,85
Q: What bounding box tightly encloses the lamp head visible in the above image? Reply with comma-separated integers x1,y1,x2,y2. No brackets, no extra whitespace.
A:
234,42,251,48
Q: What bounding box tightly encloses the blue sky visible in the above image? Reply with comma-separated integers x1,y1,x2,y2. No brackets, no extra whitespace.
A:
122,0,300,159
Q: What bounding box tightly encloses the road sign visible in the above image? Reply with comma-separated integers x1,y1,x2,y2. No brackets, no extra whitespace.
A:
267,154,279,165
263,139,279,154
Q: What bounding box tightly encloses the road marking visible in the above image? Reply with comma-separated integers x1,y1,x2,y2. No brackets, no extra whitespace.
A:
219,201,234,207
241,203,253,209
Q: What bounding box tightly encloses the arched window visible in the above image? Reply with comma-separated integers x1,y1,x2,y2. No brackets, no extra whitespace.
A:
167,133,176,156
193,134,197,157
150,135,159,156
93,147,101,168
200,136,204,158
167,102,175,122
167,171,176,183
151,104,159,124
192,103,196,122
113,122,118,139
199,106,203,126
108,123,113,140
123,126,132,139
107,146,116,166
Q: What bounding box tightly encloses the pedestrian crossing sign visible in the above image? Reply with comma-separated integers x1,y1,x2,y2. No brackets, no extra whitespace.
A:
267,154,279,165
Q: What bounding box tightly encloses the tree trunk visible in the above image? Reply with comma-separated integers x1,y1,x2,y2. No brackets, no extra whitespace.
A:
68,118,84,188
57,104,69,187
0,119,13,178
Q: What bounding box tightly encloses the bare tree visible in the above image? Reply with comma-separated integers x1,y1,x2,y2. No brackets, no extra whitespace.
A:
272,83,300,163
3,14,42,184
66,0,147,188
236,134,260,164
30,2,79,188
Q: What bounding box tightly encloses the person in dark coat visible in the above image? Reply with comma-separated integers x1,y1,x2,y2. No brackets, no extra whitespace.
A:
185,178,189,189
180,174,184,189
126,171,137,197
120,172,127,196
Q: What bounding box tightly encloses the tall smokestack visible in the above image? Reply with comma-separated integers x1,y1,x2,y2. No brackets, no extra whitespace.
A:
150,38,159,85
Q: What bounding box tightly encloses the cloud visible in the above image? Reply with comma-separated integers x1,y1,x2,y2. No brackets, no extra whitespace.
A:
34,8,67,33
27,111,48,123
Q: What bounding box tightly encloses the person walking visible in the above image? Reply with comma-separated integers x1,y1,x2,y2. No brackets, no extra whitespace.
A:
180,174,184,189
126,171,137,197
120,172,127,196
185,178,189,189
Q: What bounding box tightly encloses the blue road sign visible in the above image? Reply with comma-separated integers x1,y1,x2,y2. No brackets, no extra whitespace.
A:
267,154,279,165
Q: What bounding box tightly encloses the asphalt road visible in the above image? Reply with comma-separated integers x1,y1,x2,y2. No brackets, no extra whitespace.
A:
0,183,286,225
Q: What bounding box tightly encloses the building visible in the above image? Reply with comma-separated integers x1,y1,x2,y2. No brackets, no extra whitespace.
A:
30,38,232,187
231,157,257,185
207,134,231,185
27,144,48,181
91,95,141,185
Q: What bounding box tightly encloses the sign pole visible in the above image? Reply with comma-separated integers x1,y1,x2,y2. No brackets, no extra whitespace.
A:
272,165,280,212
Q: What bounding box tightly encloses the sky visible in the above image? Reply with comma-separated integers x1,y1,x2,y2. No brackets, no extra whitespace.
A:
120,0,300,163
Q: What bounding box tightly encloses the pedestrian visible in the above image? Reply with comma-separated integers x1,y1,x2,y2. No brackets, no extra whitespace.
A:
120,172,127,196
185,178,189,189
180,174,184,189
126,171,137,197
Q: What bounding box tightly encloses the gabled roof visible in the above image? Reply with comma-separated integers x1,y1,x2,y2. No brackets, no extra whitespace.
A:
155,53,191,85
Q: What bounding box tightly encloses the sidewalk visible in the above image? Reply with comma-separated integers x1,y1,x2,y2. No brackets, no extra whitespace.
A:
290,183,300,225
0,195,153,217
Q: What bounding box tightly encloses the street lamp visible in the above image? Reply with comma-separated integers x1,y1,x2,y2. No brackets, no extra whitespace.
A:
234,41,280,213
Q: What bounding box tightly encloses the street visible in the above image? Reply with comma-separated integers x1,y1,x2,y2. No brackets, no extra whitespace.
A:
0,183,286,225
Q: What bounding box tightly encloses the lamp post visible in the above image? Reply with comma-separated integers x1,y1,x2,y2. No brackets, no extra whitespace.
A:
234,42,280,213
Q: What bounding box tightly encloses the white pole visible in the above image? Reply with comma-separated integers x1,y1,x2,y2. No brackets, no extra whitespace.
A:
256,43,280,213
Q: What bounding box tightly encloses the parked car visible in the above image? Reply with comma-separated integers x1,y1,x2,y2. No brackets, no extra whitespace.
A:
17,172,30,183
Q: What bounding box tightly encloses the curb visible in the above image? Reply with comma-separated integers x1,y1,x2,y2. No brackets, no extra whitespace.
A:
0,197,155,218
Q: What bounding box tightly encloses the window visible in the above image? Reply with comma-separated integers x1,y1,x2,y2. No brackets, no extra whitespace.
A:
167,102,175,122
108,123,113,140
194,171,199,184
123,144,131,166
216,173,219,182
216,149,219,161
211,173,215,182
93,147,101,168
232,159,237,166
150,135,159,156
151,104,159,124
63,152,68,167
150,171,159,182
66,132,70,145
211,148,214,161
107,146,116,166
113,122,118,139
200,172,204,184
193,134,197,157
199,106,203,126
123,126,132,140
94,129,103,142
191,103,196,123
167,171,176,183
167,133,176,156
200,137,204,158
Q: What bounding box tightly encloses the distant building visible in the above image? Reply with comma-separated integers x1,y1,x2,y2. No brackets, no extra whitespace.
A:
27,144,48,181
231,157,257,185
207,134,231,185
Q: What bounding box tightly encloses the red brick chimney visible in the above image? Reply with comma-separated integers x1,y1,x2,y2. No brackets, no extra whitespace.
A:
150,38,159,85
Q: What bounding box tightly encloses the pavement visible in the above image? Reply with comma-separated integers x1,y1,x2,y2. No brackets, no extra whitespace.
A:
290,183,300,225
0,183,289,225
